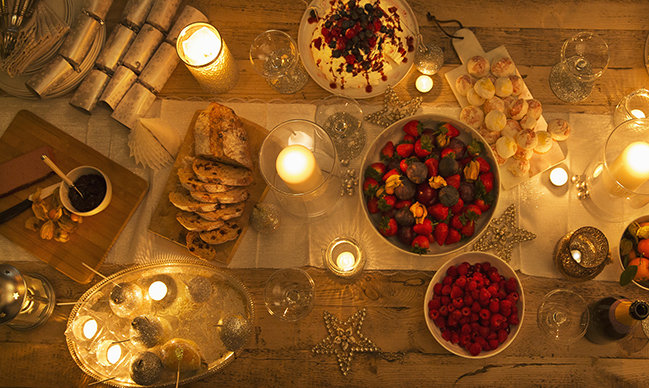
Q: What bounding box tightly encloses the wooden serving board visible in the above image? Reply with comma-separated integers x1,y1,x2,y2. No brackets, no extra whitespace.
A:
445,29,566,190
148,109,269,265
0,110,149,284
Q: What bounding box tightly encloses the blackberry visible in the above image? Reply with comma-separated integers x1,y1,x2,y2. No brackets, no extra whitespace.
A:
380,25,387,33
355,54,363,62
325,20,332,29
364,3,373,12
328,40,337,49
332,50,342,58
345,40,353,50
342,20,353,29
362,61,371,70
352,35,360,44
352,47,360,56
346,64,354,73
310,9,317,19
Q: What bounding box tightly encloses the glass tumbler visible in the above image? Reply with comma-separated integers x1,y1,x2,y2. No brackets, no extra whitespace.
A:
250,30,309,94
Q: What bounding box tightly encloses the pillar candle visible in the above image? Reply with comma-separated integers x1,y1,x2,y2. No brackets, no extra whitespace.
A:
608,141,649,191
275,145,324,193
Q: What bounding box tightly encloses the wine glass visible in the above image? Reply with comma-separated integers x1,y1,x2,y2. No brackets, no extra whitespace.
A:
264,268,315,321
314,94,366,161
249,30,309,94
537,289,589,343
549,31,609,103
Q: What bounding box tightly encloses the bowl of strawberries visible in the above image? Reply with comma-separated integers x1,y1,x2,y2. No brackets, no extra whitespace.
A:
424,252,525,358
359,114,500,256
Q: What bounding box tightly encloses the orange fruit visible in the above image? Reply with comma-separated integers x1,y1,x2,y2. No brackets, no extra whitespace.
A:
638,239,649,258
628,257,649,281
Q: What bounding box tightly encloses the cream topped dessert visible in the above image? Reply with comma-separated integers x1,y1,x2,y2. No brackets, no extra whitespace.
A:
308,0,414,93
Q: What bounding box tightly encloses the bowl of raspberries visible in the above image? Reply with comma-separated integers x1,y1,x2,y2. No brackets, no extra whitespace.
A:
424,252,524,358
359,114,500,256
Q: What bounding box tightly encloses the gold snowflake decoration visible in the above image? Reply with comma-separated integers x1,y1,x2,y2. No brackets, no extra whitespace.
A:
364,86,423,127
472,204,536,262
312,308,380,376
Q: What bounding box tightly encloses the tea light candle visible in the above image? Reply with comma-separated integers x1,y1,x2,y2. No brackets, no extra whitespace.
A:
416,75,433,93
176,22,239,94
83,318,98,339
336,251,356,271
276,145,324,193
608,141,649,191
324,237,365,278
550,167,569,187
106,344,122,364
148,281,168,301
631,109,646,119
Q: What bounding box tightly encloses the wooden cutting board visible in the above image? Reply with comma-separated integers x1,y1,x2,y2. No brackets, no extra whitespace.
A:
149,109,269,265
0,110,149,284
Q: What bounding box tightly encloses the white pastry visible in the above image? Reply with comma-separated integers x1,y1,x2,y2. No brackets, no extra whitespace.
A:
501,119,522,139
466,88,486,106
547,118,571,141
507,98,529,120
516,128,538,150
474,77,495,100
491,56,516,77
467,55,490,78
495,135,517,159
490,144,508,165
509,74,525,96
459,105,485,129
526,99,543,120
495,77,513,97
478,124,501,145
513,146,533,160
534,131,554,153
455,74,476,96
508,158,530,177
484,96,505,114
520,115,537,130
485,110,507,133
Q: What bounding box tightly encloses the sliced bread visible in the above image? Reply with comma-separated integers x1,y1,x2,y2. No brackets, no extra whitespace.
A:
189,187,249,204
194,103,254,170
193,157,253,186
196,202,245,221
199,220,242,245
178,163,233,193
186,232,217,261
169,190,221,212
176,211,225,231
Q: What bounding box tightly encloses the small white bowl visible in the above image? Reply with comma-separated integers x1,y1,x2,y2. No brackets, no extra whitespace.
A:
423,252,525,358
59,166,112,216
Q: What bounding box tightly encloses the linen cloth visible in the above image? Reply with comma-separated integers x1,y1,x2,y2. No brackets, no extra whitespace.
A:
0,95,635,282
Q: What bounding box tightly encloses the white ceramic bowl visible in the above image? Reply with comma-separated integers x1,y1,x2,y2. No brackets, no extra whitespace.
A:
617,215,649,291
423,252,525,358
358,113,501,256
59,166,112,216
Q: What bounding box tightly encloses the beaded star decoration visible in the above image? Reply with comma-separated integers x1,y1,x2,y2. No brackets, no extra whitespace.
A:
312,308,380,376
472,204,536,262
364,86,422,127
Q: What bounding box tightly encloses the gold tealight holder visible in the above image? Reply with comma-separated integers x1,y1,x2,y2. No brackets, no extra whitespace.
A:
553,226,610,282
323,237,365,278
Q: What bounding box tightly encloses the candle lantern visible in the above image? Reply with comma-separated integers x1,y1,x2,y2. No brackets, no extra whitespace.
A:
323,237,366,278
573,118,649,221
614,88,649,127
259,120,341,218
0,264,56,330
175,22,239,94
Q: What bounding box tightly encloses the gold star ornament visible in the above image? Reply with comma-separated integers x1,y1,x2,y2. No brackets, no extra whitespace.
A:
472,204,536,262
364,86,423,127
312,308,380,376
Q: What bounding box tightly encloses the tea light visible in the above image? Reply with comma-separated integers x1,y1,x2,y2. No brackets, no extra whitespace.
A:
550,167,569,186
106,344,122,364
416,75,433,93
97,340,123,366
614,88,649,126
608,141,649,191
148,281,168,301
83,318,98,339
276,145,324,193
631,109,646,119
323,237,365,278
176,22,239,94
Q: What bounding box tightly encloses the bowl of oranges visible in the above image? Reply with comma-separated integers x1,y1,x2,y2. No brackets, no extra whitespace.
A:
619,216,649,290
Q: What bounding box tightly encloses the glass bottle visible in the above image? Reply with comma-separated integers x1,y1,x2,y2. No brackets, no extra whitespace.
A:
584,296,649,344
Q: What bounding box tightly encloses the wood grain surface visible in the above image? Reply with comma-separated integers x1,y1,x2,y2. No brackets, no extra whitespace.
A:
148,108,269,264
0,111,149,284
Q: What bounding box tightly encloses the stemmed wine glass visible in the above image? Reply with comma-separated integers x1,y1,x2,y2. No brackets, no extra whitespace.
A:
249,30,309,94
537,289,590,343
549,31,609,103
264,268,315,321
314,94,365,161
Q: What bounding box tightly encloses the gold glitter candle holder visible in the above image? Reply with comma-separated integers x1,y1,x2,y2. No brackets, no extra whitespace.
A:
553,226,610,282
176,22,239,94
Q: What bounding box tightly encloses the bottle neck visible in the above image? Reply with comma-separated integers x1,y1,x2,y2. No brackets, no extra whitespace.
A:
629,300,649,320
613,300,649,326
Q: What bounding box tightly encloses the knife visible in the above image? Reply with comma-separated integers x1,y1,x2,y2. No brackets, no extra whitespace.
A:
0,182,60,224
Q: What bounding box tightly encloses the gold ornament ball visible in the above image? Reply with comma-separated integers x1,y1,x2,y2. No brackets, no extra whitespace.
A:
250,203,281,234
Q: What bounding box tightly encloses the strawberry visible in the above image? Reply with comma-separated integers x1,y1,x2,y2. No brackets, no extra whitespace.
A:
438,122,460,138
413,218,433,236
434,222,449,246
474,198,491,213
450,198,464,214
396,143,414,158
381,141,395,161
378,194,397,212
403,134,416,144
403,120,423,137
478,172,494,193
446,174,461,189
364,162,386,180
381,168,400,182
465,204,482,221
450,214,465,230
414,134,434,158
445,228,461,245
399,157,418,174
461,220,475,237
424,157,439,178
475,157,491,172
378,216,398,237
363,177,379,197
367,197,379,214
441,147,456,159
429,203,449,221
411,235,430,254
395,199,412,210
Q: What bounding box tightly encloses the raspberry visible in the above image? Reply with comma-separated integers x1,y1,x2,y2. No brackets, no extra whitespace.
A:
489,339,500,350
452,297,464,309
505,278,518,293
442,329,452,341
506,292,520,304
429,309,439,320
497,329,508,343
489,298,500,313
441,296,451,306
479,288,491,301
433,282,443,295
434,317,446,329
455,276,467,288
478,326,490,339
442,284,452,295
463,295,473,307
470,313,479,322
452,309,463,322
451,331,460,344
457,262,470,275
446,265,458,278
508,313,520,325
479,308,491,320
471,301,481,313
450,286,464,299
499,300,513,317
439,305,448,316
487,284,499,296
490,313,505,328
468,342,482,356
428,298,441,310
467,281,478,291
461,306,471,317
442,275,454,285
481,261,491,271
489,271,501,283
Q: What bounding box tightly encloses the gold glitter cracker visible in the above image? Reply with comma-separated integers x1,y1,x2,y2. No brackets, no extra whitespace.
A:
364,86,422,127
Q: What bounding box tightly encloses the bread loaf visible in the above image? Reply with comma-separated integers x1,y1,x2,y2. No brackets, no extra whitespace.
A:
189,187,249,204
194,103,253,170
178,157,233,193
192,157,253,186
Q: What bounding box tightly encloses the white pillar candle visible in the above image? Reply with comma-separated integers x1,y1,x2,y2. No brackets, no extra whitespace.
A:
276,145,324,193
336,252,356,271
608,141,649,191
416,75,433,93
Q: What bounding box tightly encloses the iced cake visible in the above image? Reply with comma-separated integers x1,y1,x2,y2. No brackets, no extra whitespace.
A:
308,0,415,93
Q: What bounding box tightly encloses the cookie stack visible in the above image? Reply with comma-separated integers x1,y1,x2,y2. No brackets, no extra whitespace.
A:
169,103,253,260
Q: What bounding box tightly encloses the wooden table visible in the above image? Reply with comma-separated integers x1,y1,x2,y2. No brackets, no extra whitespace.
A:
2,0,649,387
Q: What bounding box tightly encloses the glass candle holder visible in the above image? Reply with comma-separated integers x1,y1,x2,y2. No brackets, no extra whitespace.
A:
176,22,239,94
0,264,56,330
614,88,649,127
323,237,366,278
249,30,309,94
259,119,341,218
573,118,649,222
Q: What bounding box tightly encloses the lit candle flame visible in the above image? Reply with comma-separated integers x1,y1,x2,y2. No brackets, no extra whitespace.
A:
149,281,168,301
